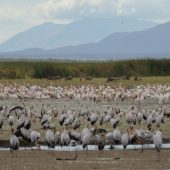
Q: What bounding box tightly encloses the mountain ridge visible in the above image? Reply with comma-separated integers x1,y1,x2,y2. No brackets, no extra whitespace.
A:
0,17,156,52
0,21,170,59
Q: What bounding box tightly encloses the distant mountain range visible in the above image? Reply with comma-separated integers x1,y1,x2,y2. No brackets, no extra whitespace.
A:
0,17,156,52
0,20,170,60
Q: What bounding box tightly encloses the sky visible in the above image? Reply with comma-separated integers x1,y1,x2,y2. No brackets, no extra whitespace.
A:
0,0,170,43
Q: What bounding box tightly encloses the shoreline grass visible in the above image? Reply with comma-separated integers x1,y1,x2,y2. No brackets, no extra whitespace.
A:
0,76,170,87
0,59,170,79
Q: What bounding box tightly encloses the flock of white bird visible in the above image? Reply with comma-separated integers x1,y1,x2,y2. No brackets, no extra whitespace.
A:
0,83,169,103
0,83,170,161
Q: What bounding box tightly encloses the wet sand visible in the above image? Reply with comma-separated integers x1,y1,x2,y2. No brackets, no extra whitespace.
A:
0,149,170,170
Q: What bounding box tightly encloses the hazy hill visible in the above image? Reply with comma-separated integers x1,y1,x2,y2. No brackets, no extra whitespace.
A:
0,17,156,52
1,22,170,59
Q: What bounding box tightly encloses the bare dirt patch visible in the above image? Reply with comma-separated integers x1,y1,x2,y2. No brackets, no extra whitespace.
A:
0,149,170,170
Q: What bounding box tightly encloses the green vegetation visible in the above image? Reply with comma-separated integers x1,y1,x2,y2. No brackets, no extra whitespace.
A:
0,77,170,89
0,58,170,79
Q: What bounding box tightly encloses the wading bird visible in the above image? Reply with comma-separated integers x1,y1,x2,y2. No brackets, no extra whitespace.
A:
153,130,162,161
10,128,19,157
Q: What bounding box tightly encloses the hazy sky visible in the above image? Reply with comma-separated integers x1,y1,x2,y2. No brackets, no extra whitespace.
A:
0,0,170,43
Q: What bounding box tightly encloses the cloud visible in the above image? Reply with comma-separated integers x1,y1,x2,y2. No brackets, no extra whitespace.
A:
1,0,170,23
0,0,170,42
1,0,170,26
32,0,134,19
31,0,170,21
31,0,138,19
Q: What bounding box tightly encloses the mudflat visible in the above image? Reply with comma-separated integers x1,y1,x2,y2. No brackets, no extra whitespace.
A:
0,149,170,170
